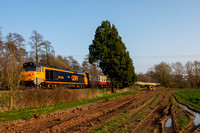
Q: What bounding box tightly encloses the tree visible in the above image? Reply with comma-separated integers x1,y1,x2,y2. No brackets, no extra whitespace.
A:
137,73,151,82
81,55,102,75
89,20,136,89
193,61,200,86
1,33,26,110
0,28,3,69
148,62,174,87
171,62,185,88
29,31,44,63
68,56,80,71
185,61,200,88
48,55,69,69
0,29,3,90
185,61,196,88
40,41,55,65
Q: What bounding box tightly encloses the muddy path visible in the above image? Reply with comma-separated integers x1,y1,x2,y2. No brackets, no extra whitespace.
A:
0,89,199,133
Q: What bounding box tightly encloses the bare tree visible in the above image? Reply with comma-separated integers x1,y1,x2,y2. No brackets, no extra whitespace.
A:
81,56,90,73
29,31,44,63
0,28,3,89
137,73,151,82
185,61,196,88
40,41,55,65
0,28,3,67
193,61,200,87
68,56,80,71
148,62,174,87
171,62,185,88
1,33,26,110
81,55,102,75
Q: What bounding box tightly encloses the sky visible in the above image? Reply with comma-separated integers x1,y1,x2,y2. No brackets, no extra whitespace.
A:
0,0,200,73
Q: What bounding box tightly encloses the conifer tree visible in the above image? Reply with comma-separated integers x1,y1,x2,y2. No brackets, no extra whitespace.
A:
89,20,137,89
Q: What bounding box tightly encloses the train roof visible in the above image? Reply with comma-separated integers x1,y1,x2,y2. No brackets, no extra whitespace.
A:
23,62,86,74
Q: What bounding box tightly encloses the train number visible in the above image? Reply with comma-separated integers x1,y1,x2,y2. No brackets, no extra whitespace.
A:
71,75,78,81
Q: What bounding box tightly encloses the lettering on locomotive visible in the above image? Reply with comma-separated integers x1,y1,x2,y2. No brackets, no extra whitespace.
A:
58,76,64,79
71,75,78,81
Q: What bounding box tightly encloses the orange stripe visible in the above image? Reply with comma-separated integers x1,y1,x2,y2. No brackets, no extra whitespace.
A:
45,81,86,85
43,67,86,75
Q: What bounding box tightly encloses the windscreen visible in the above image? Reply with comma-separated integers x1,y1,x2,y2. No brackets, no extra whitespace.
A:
23,66,36,71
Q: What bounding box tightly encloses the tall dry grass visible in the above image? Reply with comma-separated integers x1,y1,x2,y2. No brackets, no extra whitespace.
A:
0,86,138,111
13,88,102,109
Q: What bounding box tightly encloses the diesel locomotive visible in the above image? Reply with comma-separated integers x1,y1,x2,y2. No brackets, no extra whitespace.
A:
20,62,110,88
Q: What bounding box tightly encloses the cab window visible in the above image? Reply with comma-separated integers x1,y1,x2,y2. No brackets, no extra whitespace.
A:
23,66,36,71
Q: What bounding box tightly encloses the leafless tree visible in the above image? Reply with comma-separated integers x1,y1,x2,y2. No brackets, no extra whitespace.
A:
171,62,185,88
148,62,174,87
1,33,26,110
40,41,55,65
193,61,200,87
68,56,80,71
137,73,151,82
185,61,196,88
81,55,102,75
29,31,44,63
0,29,3,89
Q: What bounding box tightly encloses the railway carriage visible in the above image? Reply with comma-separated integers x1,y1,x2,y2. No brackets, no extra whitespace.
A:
99,75,110,88
21,62,88,88
87,74,100,88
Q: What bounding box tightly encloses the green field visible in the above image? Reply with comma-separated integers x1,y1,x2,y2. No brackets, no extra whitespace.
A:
175,89,200,110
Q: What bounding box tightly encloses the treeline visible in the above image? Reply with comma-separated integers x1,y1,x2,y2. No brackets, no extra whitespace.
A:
137,61,200,88
0,30,102,89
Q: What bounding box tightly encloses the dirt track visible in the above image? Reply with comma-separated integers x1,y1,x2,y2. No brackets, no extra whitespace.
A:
0,89,200,133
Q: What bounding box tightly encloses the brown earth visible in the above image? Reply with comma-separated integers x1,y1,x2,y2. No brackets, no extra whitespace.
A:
0,88,199,133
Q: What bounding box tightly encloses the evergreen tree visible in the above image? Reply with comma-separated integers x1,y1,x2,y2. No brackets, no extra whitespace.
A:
89,20,137,89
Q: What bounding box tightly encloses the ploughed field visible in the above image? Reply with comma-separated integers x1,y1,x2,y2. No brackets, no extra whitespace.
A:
0,88,200,133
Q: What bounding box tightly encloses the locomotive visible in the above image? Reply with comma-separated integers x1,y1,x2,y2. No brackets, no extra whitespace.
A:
20,62,110,88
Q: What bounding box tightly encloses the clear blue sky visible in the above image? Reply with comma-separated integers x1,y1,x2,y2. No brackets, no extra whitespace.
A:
1,0,200,73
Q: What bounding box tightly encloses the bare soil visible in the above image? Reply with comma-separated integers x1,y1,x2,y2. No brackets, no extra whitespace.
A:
0,88,199,133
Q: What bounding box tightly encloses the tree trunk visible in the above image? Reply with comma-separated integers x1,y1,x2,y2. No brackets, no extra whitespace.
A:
111,85,116,93
9,87,14,110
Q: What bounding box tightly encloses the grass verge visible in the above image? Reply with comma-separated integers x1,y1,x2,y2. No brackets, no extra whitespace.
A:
171,97,189,131
0,89,143,124
175,89,200,110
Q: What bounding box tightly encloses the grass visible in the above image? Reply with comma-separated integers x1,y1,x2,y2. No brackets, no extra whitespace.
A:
179,115,189,130
0,89,143,124
171,97,190,131
175,89,200,110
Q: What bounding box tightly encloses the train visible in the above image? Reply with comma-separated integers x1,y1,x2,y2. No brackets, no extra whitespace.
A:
20,62,110,88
